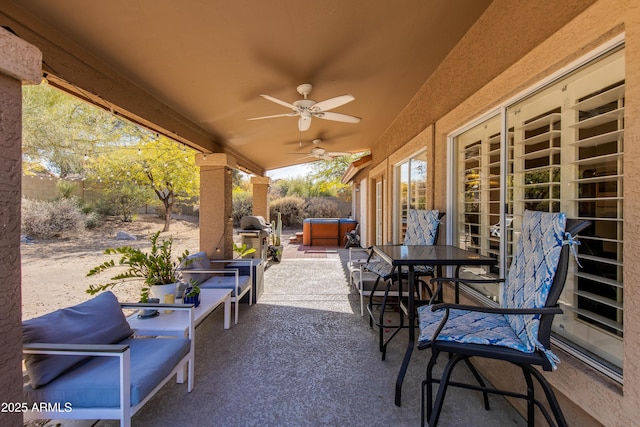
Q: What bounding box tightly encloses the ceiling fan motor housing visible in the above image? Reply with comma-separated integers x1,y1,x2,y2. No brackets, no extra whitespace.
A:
297,83,313,97
293,99,317,111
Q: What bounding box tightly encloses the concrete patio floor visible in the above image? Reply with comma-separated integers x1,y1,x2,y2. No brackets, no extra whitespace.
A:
49,245,526,426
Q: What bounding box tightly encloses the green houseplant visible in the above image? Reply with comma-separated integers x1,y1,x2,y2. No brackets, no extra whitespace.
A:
232,242,257,258
87,231,194,302
267,212,283,262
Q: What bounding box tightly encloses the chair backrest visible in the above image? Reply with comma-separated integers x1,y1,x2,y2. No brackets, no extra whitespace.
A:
403,210,443,246
538,217,591,347
502,210,590,352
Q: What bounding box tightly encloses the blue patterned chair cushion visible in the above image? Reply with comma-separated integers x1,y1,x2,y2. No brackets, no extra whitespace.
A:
404,209,440,246
363,261,433,281
502,210,566,357
363,210,439,280
418,211,567,367
363,260,395,280
418,307,531,353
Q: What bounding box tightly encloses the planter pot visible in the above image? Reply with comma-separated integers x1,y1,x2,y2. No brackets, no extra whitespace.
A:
149,282,178,303
183,287,201,307
268,245,283,263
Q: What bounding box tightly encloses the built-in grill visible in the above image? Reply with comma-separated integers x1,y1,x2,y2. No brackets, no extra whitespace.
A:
238,216,271,260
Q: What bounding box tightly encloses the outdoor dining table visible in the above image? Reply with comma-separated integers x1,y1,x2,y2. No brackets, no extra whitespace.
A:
371,244,498,406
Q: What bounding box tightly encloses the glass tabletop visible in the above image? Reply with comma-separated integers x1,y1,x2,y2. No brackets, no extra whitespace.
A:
372,244,497,267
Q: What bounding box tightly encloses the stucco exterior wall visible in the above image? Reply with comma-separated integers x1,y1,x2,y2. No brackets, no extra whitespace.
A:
433,1,637,424
0,69,25,427
382,126,436,243
368,0,637,424
196,153,235,259
250,176,270,222
370,0,598,169
0,27,41,427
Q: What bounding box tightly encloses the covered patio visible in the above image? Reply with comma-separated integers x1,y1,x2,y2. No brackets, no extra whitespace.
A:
2,1,639,426
86,246,524,426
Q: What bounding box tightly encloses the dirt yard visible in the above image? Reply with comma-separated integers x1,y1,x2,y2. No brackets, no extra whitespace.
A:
20,214,202,320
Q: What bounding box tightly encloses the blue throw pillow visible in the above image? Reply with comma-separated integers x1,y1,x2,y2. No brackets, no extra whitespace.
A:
23,291,134,388
179,251,212,285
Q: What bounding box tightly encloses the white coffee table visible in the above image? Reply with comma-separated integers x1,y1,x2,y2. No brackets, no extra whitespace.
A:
127,288,232,337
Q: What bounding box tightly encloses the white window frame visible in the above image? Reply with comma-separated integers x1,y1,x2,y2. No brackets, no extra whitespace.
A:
393,150,428,243
446,34,626,383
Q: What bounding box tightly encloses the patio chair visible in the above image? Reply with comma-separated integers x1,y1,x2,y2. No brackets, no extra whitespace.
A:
363,209,444,359
417,211,590,427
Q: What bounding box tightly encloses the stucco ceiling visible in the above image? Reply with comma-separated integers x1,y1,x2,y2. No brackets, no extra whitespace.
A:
3,0,493,174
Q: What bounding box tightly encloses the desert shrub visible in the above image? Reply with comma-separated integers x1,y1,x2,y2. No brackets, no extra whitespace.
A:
306,197,341,218
101,183,149,222
94,197,116,216
232,189,253,226
56,180,77,199
22,197,86,238
269,196,306,227
78,200,94,215
84,211,101,229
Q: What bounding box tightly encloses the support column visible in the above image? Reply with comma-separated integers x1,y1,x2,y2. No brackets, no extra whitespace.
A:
0,27,41,427
250,176,271,222
195,153,236,260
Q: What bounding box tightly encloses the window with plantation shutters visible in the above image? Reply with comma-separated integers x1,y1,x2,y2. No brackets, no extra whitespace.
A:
451,45,624,379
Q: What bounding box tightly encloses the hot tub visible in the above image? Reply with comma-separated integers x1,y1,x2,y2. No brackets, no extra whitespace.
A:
302,218,357,246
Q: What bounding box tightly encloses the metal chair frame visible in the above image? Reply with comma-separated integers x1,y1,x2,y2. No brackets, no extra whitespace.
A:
418,218,590,427
364,211,445,360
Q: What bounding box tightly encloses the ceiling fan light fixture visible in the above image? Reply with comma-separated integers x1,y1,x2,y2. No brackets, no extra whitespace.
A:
249,83,360,132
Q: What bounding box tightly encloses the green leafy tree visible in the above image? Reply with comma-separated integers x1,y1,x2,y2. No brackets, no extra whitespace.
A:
22,84,118,178
309,154,363,199
85,132,199,231
23,84,200,231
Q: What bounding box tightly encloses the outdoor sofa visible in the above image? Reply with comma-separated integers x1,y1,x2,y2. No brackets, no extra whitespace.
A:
22,291,195,427
179,251,254,324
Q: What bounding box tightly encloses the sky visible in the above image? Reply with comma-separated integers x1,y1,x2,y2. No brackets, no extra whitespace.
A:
266,163,313,180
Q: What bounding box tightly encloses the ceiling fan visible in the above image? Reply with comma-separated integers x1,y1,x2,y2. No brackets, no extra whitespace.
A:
248,83,361,132
290,138,351,161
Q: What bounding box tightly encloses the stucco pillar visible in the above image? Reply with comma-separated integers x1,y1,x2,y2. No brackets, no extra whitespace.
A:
250,176,270,222
195,153,235,259
0,27,41,427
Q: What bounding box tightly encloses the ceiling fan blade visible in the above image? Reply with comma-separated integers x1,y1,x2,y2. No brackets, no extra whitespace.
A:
316,111,361,123
298,115,312,132
312,94,355,112
248,112,298,121
260,94,297,110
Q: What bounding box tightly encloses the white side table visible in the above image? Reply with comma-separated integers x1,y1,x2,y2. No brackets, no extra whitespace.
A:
127,288,232,336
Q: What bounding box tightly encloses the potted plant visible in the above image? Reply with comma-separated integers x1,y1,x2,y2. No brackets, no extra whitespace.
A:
182,283,201,307
232,242,257,258
267,212,283,262
87,230,194,304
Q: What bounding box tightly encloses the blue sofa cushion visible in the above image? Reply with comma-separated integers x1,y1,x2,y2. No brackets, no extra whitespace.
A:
179,251,212,285
23,292,134,388
199,274,251,297
24,337,191,407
